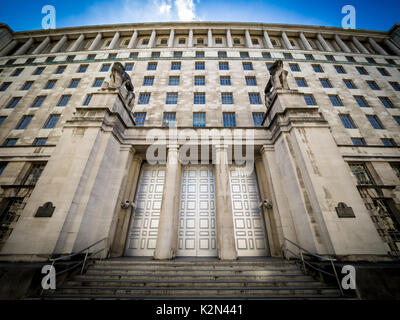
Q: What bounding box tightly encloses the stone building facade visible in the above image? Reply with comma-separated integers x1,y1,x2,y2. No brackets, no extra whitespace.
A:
0,21,399,263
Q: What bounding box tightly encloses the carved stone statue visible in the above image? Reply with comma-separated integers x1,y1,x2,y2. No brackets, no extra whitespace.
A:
264,60,289,107
101,62,135,108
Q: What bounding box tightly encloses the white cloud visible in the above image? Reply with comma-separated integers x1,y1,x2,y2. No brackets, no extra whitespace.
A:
159,0,172,15
174,0,198,21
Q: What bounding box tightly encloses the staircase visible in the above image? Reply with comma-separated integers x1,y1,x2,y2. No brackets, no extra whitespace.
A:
42,257,344,300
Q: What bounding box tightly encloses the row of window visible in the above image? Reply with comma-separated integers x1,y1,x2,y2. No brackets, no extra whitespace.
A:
0,114,60,132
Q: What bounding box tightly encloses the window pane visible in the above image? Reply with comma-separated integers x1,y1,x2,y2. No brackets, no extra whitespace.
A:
163,113,176,127
44,115,60,129
16,116,33,129
252,113,264,127
193,112,206,127
194,93,205,104
31,96,46,108
249,93,261,104
134,113,146,126
223,113,236,127
339,115,356,128
221,93,233,104
138,93,151,104
166,93,178,104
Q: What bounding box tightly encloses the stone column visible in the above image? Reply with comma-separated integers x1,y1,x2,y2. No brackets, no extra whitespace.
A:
32,36,50,54
108,32,120,49
88,33,102,51
245,29,253,48
368,38,388,55
317,33,332,52
127,30,138,49
14,38,33,55
214,146,237,260
188,29,193,47
281,31,293,50
299,32,312,51
154,146,182,260
352,36,369,54
263,31,273,49
208,29,213,47
168,28,174,47
68,34,85,52
334,35,351,53
148,29,156,48
384,39,400,56
50,35,68,53
226,29,233,47
0,40,18,56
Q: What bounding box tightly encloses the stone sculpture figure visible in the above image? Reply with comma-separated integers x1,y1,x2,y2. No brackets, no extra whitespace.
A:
264,60,289,107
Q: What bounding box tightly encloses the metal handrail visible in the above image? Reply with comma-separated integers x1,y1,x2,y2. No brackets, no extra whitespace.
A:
282,237,343,296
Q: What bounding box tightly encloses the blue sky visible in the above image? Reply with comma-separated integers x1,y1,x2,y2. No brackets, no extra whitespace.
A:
0,0,399,32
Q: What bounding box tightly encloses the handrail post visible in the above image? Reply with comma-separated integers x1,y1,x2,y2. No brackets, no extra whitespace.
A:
300,250,306,274
330,259,344,296
81,250,89,275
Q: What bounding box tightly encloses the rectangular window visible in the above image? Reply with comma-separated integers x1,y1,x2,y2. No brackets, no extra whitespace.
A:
34,138,47,146
83,94,92,106
151,52,160,58
329,95,343,107
248,93,261,104
55,65,66,74
163,112,176,127
125,63,134,71
195,62,205,70
166,93,178,104
304,94,317,106
100,64,110,72
366,57,376,64
147,62,157,70
168,76,179,86
92,78,104,87
193,112,206,127
252,113,264,127
335,65,346,74
346,56,356,62
0,162,7,174
290,64,300,72
218,51,227,58
108,53,117,59
262,52,271,58
394,116,400,125
220,76,231,86
223,112,236,127
194,76,205,86
379,97,394,108
367,81,380,90
12,68,24,76
77,64,88,73
45,56,54,62
312,64,323,73
304,54,314,60
173,51,182,58
31,96,46,108
129,52,138,58
6,97,21,109
242,62,253,70
381,138,396,146
377,67,390,76
134,112,146,127
33,67,45,75
22,163,46,185
367,115,384,129
178,38,185,44
344,79,357,89
339,114,356,129
171,62,181,70
390,82,400,91
195,51,204,58
245,76,257,86
326,55,335,61
57,95,71,107
320,79,332,88
354,96,369,108
349,163,374,186
351,138,365,146
44,80,56,89
143,76,154,86
219,62,229,70
283,53,292,59
43,115,60,129
221,93,233,104
356,66,368,75
138,93,151,104
0,82,11,91
87,54,96,60
66,55,75,62
240,52,249,58
16,115,33,130
6,59,16,65
0,116,6,126
3,138,18,146
194,93,205,104
68,79,80,88
21,81,33,90
296,78,308,87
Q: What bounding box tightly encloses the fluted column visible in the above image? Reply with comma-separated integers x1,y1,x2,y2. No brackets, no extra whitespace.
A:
208,29,213,47
317,34,332,52
384,39,400,56
32,36,50,54
214,145,237,260
245,29,253,48
281,32,293,50
226,29,233,47
14,38,33,55
127,30,138,49
154,146,181,260
108,32,120,49
0,40,18,56
352,36,369,54
263,31,273,49
368,38,388,55
299,32,312,51
168,28,174,47
88,33,102,51
334,34,351,53
68,34,85,52
148,29,156,48
188,29,193,47
50,35,67,53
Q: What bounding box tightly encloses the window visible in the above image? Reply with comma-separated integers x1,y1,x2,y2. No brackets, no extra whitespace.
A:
147,62,157,70
6,97,21,109
33,138,47,146
386,59,396,65
220,76,231,86
390,163,400,180
168,76,179,86
242,62,253,70
233,38,240,45
45,56,55,62
16,115,33,130
335,65,346,74
223,113,236,127
394,116,400,126
379,97,395,108
21,81,33,90
45,80,56,89
100,64,110,72
87,54,96,60
143,76,154,86
134,113,146,126
92,78,104,87
218,51,227,58
178,38,185,44
77,64,88,73
366,57,376,64
354,96,369,108
108,53,117,59
166,93,178,104
0,82,11,91
356,66,368,75
214,38,222,44
6,59,16,65
138,93,151,104
125,63,134,71
252,113,264,127
329,95,343,107
252,38,259,45
33,67,45,75
173,51,182,58
326,55,335,61
194,76,205,86
68,79,80,88
245,77,257,86
151,52,160,58
367,81,380,90
320,79,332,88
339,114,356,129
221,93,233,104
377,67,390,76
346,56,356,62
129,52,138,58
283,53,292,59
367,115,384,129
262,52,271,58
0,162,7,174
31,96,46,108
55,65,66,74
305,54,314,61
160,39,167,45
382,138,396,146
240,52,249,58
296,78,308,87
3,138,18,146
43,115,60,129
171,62,181,70
343,79,357,89
83,94,92,106
304,94,317,106
194,93,205,104
0,116,6,126
57,95,71,107
249,93,261,104
195,51,204,58
66,55,75,62
193,112,206,127
219,62,229,70
197,38,204,44
312,64,323,73
390,82,400,91
352,138,365,146
12,68,23,76
290,64,300,72
162,112,176,127
195,61,205,70
22,163,46,185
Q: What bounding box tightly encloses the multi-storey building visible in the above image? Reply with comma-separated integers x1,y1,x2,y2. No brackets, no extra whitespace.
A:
0,21,399,272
